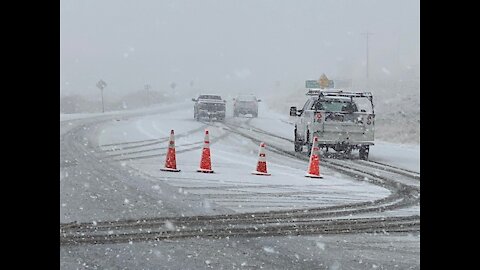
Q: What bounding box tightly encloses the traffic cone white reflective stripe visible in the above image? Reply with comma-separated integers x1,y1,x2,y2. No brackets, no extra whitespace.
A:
305,136,323,178
197,129,214,173
161,130,181,172
252,142,271,176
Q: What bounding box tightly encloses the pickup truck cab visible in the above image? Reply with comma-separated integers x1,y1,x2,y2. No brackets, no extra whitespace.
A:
290,89,375,159
192,94,226,121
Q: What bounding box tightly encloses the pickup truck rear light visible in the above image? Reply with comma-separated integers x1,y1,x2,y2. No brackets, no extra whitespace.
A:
315,112,323,122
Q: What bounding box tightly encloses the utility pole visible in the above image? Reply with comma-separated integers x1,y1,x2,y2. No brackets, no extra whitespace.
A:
361,32,374,79
144,84,151,92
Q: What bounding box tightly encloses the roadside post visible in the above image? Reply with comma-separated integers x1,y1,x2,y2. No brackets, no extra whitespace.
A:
96,79,107,113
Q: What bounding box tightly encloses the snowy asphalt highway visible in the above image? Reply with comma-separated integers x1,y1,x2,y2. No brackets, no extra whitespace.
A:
60,102,420,269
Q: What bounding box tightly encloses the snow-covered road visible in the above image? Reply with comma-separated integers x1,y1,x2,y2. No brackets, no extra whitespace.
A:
95,106,391,214
60,101,420,269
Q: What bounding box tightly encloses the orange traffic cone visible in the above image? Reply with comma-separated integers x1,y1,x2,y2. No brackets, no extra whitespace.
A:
305,136,323,178
252,142,271,176
160,130,181,172
197,129,214,173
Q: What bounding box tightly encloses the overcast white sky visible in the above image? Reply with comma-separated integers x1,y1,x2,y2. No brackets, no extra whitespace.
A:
60,0,419,99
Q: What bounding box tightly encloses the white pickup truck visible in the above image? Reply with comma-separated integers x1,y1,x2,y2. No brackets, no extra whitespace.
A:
290,89,375,160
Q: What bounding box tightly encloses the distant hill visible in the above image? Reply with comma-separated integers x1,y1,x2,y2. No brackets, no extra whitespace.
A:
109,90,174,111
60,90,177,114
60,95,100,113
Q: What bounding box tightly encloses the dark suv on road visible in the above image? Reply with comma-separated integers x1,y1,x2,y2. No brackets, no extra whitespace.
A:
233,95,261,117
192,94,226,121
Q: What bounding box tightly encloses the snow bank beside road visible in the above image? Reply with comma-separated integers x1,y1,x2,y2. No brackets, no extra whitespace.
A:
369,141,419,172
60,101,192,122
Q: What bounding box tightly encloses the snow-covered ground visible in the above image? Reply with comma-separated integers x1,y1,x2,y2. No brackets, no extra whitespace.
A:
97,108,203,146
60,101,192,122
91,102,422,215
61,101,419,269
369,141,419,172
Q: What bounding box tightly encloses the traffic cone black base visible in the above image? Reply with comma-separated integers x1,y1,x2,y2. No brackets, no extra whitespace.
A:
251,171,271,176
305,173,323,178
161,168,181,172
197,168,214,173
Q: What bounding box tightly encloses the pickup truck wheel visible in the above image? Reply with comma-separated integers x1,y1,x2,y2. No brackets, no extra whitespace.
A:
304,130,312,153
294,143,302,152
294,126,302,152
359,146,369,160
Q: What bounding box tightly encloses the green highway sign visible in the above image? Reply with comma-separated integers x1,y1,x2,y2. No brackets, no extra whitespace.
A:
305,80,334,88
305,80,320,88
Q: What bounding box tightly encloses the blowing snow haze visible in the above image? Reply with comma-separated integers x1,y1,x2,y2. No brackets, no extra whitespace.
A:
60,0,419,101
60,1,421,268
